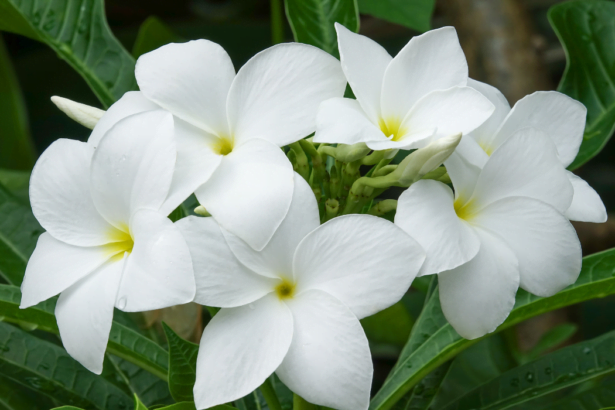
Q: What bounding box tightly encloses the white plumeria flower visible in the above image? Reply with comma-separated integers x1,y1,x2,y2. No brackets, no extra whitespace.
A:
455,79,607,223
395,129,582,339
313,24,495,151
85,40,346,250
176,174,425,410
20,111,195,373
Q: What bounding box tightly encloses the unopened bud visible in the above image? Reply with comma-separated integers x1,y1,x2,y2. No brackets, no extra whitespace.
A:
51,96,105,129
194,206,211,217
335,143,371,163
397,133,462,186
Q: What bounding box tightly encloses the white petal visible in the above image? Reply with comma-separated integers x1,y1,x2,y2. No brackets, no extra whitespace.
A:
88,91,160,148
365,129,435,151
194,294,293,409
221,174,320,279
90,110,176,227
439,229,519,340
30,139,119,246
55,258,124,374
159,118,222,216
293,215,424,319
276,290,371,410
400,86,495,144
313,98,387,145
195,139,294,251
227,43,346,147
565,171,607,223
493,91,586,167
466,79,511,149
450,134,489,170
176,216,278,307
445,142,484,201
20,233,114,308
116,209,195,312
381,27,468,122
335,23,392,123
136,40,235,136
395,180,479,276
470,128,574,213
473,196,582,297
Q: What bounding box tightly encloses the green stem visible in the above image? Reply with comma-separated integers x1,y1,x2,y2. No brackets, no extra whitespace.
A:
289,142,310,181
260,378,282,410
293,394,319,409
270,0,284,44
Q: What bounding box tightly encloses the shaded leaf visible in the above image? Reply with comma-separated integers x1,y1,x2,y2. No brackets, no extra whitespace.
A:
108,355,174,407
362,301,414,347
0,374,56,410
522,323,578,364
0,0,137,107
132,16,183,59
0,34,35,170
0,169,30,205
548,0,615,169
357,0,435,32
162,322,198,402
134,394,148,410
284,0,359,56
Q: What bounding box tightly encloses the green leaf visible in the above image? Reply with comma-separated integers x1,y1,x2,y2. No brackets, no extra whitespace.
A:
548,0,615,169
155,404,197,410
522,323,578,363
357,0,435,32
440,331,615,410
0,322,133,409
284,0,359,56
132,16,183,59
0,374,56,410
0,184,43,286
370,247,615,410
51,408,86,410
108,355,173,407
0,284,170,381
361,301,413,347
538,374,615,410
0,34,35,170
0,0,137,108
134,394,148,410
0,169,30,205
162,322,198,402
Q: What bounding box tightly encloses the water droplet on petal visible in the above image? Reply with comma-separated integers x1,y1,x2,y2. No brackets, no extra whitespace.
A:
117,296,127,310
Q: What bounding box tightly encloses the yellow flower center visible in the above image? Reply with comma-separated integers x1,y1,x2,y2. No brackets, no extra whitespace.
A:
104,225,134,258
379,117,407,142
275,278,296,300
454,197,477,222
211,136,234,156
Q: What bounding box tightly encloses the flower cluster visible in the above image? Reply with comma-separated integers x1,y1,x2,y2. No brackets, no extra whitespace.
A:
22,24,605,410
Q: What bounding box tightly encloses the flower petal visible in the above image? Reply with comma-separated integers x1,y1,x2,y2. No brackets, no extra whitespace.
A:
227,43,346,147
20,233,114,308
194,294,293,409
439,228,519,340
221,173,320,279
473,196,582,297
313,98,387,145
470,128,573,213
136,40,235,136
565,171,607,223
381,27,468,122
88,91,160,148
466,78,511,149
276,289,372,410
400,86,495,145
176,216,278,307
116,209,195,312
365,129,435,151
395,180,479,276
159,118,222,216
449,134,489,170
335,23,392,123
30,139,118,246
55,257,124,374
293,215,424,319
493,91,586,167
90,110,176,227
195,139,294,251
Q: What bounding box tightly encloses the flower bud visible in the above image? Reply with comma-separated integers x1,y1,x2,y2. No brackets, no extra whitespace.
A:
50,96,105,129
397,133,462,186
335,142,371,163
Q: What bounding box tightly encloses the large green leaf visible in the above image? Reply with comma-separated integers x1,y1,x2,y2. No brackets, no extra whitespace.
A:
108,355,174,407
0,284,170,381
0,374,55,410
0,184,42,286
537,374,615,410
162,322,198,402
549,0,615,169
0,322,133,409
0,34,35,170
284,0,359,56
357,0,434,32
0,169,30,205
440,331,615,410
0,0,136,108
132,16,183,59
370,247,615,410
361,301,414,348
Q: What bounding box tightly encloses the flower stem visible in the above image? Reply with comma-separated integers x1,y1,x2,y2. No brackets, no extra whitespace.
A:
259,378,282,410
270,0,284,44
293,394,319,409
